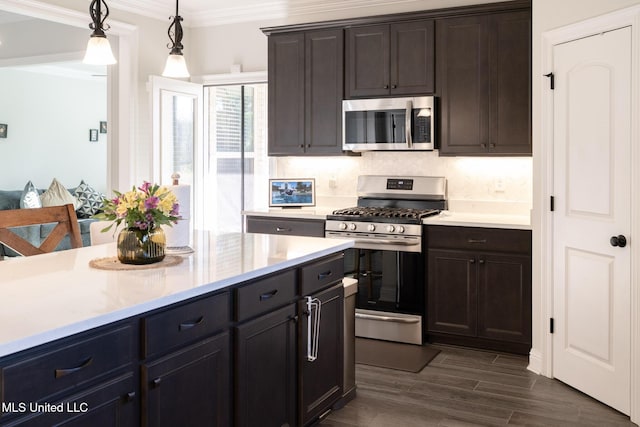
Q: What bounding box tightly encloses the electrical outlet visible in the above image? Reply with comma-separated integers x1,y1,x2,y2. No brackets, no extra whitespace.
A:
329,176,337,189
494,177,506,193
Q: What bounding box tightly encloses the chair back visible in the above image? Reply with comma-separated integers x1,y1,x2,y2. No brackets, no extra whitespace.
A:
0,204,82,256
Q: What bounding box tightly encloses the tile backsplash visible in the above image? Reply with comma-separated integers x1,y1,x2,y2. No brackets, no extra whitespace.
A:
273,151,532,214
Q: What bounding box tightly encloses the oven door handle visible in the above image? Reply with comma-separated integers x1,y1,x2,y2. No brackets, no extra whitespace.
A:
405,100,413,148
352,238,419,246
355,312,420,324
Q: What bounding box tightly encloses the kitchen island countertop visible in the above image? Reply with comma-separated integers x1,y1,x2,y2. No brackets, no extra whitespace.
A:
0,231,353,358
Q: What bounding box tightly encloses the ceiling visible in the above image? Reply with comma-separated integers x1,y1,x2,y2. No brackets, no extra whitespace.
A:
108,0,479,27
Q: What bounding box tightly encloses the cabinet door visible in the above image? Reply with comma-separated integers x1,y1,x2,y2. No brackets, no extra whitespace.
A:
437,15,489,155
427,249,477,336
477,253,531,344
235,303,298,427
488,11,531,154
268,33,305,155
300,284,344,426
305,29,344,155
346,24,390,97
3,373,137,427
143,333,230,427
389,20,435,96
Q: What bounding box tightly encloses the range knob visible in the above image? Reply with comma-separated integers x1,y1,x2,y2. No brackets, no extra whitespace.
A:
397,226,405,233
339,223,347,230
368,224,376,232
348,223,357,231
386,225,395,233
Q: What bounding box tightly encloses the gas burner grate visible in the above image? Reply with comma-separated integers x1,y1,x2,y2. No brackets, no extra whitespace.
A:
331,206,440,220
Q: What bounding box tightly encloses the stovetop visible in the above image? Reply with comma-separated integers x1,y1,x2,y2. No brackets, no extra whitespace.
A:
327,206,441,225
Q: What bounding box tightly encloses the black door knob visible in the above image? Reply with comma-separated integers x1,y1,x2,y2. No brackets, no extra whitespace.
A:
610,235,627,247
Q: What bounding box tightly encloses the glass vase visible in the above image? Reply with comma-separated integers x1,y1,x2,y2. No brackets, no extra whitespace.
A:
117,226,166,265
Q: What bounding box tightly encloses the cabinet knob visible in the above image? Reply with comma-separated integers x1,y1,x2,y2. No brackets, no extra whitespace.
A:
125,391,136,402
479,259,485,264
489,143,496,148
152,378,162,388
299,144,304,148
391,84,397,89
384,85,389,89
469,259,476,264
480,143,487,149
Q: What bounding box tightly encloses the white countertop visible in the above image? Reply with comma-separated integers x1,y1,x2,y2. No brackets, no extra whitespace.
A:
243,208,334,220
422,211,532,230
0,232,353,358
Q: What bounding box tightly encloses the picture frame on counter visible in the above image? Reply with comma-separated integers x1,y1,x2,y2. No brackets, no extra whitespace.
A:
269,178,315,208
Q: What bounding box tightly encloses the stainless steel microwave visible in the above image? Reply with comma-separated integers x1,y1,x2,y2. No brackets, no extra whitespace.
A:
342,96,435,151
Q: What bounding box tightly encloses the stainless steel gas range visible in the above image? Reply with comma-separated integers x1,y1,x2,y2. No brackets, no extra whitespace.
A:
325,175,447,345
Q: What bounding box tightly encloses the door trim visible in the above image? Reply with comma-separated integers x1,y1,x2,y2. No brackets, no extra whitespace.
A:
538,5,640,423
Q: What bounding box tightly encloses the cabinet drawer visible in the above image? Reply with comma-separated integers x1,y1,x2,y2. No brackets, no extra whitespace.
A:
236,270,297,322
300,254,344,295
1,323,135,404
427,226,531,254
246,216,325,237
144,292,230,358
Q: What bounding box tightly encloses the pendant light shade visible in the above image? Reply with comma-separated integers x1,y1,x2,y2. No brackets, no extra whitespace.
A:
83,0,116,65
162,0,190,78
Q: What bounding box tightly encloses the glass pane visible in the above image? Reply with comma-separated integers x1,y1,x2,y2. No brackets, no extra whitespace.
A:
205,83,268,234
161,91,195,187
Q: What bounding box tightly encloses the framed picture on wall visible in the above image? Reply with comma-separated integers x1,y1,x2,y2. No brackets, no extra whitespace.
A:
269,179,315,207
100,121,107,133
89,129,98,142
0,124,7,138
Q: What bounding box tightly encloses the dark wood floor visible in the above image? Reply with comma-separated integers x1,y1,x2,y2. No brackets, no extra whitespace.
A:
322,344,635,426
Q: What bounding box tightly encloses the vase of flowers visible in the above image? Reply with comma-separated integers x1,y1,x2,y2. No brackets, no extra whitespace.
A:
94,182,180,265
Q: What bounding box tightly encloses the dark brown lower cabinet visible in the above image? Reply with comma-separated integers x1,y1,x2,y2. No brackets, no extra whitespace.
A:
299,283,344,426
143,333,230,427
2,374,137,427
426,226,532,354
235,303,298,427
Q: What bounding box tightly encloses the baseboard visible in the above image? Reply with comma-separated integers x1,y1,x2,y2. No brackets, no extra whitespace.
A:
527,348,543,374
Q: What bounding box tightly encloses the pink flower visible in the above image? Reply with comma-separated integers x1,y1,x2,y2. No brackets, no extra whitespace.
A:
144,196,159,210
138,181,151,193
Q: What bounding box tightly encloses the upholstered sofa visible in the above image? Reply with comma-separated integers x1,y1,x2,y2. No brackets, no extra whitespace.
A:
0,189,98,257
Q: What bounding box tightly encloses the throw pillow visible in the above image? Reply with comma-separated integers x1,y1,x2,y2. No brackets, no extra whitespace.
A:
40,178,80,209
73,180,105,218
20,181,42,209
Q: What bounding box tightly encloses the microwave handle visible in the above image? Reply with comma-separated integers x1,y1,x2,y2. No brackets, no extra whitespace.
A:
405,100,413,148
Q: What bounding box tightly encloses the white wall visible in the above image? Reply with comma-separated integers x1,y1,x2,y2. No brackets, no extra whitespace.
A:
0,68,107,192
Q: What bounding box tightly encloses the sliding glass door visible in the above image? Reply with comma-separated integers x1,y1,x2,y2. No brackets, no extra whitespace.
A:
204,83,269,233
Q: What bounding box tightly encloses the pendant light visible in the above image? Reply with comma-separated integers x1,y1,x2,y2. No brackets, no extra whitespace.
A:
83,0,117,65
162,0,190,78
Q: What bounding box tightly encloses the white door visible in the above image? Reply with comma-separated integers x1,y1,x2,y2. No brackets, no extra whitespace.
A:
552,27,631,414
150,76,203,230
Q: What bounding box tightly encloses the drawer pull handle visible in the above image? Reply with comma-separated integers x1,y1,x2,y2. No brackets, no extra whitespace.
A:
275,227,291,232
317,270,332,280
152,378,162,388
260,289,278,301
54,356,93,379
125,391,136,402
179,316,204,331
467,239,487,244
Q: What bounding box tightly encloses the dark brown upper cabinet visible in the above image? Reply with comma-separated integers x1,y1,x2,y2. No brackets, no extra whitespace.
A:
346,20,435,98
268,29,344,156
437,11,531,156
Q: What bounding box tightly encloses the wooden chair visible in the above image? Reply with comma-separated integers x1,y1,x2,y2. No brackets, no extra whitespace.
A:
0,204,82,256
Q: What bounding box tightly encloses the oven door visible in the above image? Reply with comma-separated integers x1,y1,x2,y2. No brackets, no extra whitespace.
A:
343,247,423,316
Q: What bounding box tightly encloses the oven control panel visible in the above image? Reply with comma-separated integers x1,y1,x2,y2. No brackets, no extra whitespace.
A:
325,221,421,237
